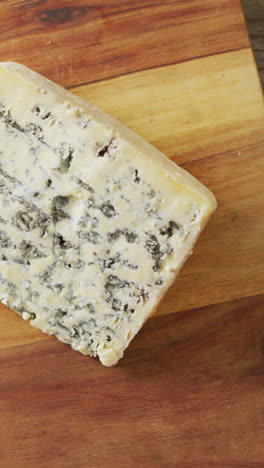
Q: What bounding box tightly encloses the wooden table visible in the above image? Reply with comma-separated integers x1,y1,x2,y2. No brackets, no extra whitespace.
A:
0,1,264,466
242,0,264,87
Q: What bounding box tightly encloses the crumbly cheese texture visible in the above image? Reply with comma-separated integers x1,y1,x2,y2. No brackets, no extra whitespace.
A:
0,62,216,366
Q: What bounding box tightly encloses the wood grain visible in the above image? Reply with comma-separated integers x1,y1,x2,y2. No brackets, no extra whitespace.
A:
76,48,264,314
0,0,264,466
0,0,249,88
1,294,264,467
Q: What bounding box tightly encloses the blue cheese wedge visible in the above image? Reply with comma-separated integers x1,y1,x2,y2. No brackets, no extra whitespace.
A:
0,62,216,366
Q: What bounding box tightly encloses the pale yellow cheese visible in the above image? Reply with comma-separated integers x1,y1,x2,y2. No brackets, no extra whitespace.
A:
0,62,216,366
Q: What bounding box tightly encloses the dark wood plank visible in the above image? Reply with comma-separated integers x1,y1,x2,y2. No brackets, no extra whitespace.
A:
0,0,249,88
242,0,264,87
1,294,264,467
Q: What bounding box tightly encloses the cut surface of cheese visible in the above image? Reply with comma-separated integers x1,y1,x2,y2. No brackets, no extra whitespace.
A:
0,62,216,366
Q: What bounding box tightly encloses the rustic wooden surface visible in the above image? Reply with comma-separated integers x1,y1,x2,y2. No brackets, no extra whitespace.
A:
0,1,264,467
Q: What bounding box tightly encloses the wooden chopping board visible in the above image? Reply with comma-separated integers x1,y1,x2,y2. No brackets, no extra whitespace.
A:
0,1,264,466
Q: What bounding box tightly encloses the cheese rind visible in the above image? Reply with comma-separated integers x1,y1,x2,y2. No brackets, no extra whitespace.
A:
0,62,216,366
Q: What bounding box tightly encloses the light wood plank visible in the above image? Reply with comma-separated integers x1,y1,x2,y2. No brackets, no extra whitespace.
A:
74,48,264,313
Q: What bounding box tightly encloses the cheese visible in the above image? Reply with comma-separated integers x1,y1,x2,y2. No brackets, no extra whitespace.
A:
0,62,217,366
